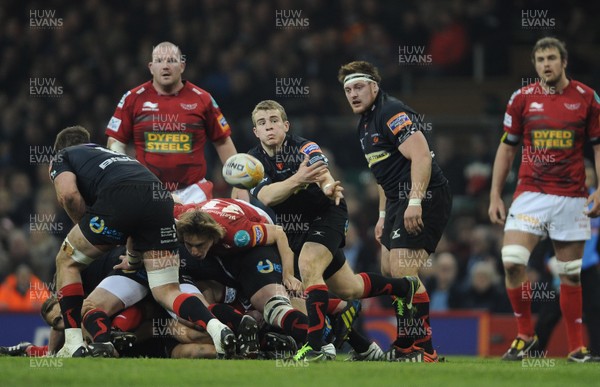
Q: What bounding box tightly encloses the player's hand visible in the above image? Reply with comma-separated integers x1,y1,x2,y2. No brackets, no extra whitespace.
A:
232,187,250,202
283,275,304,297
323,181,344,205
585,189,600,217
294,155,328,185
404,204,423,235
113,253,143,272
375,216,384,243
488,196,506,225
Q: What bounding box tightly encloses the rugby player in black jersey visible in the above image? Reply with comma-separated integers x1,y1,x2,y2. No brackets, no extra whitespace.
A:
339,61,452,362
248,100,420,362
48,126,236,358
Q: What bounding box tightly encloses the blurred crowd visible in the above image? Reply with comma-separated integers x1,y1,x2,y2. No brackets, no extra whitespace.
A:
0,0,598,312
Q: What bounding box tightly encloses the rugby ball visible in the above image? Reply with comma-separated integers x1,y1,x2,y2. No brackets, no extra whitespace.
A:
222,153,265,189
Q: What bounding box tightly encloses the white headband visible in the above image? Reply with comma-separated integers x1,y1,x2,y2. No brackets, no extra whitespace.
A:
343,73,377,87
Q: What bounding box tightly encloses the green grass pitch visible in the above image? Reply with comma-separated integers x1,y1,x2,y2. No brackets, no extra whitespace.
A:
1,356,597,387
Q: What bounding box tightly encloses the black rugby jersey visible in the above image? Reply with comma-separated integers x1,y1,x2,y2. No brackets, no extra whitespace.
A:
358,90,447,199
49,144,160,205
248,134,347,222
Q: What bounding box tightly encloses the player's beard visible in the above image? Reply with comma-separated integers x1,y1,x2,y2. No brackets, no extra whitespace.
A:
541,70,564,90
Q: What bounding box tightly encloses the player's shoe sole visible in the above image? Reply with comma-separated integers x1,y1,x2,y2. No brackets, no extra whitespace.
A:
237,315,260,359
216,327,237,359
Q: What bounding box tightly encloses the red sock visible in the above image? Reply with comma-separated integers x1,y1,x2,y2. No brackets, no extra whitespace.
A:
327,298,342,314
112,304,144,332
506,283,534,337
560,283,584,352
26,345,48,357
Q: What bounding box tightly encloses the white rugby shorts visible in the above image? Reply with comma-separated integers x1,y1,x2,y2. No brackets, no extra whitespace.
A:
505,191,590,241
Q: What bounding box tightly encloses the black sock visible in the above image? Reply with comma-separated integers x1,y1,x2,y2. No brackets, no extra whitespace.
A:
58,283,84,329
359,273,409,297
347,330,371,353
281,309,308,345
83,308,112,342
413,296,434,353
173,293,215,330
305,284,329,350
209,304,243,331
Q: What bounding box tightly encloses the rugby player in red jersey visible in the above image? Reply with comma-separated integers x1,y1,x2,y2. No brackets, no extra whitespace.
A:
489,37,600,363
105,41,248,203
174,198,309,352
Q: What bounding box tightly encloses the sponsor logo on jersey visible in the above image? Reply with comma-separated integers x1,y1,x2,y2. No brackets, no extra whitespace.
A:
142,101,159,111
300,142,321,155
503,113,512,128
180,103,198,110
90,217,105,233
217,114,230,132
531,129,574,149
562,102,581,111
89,217,124,239
365,150,391,167
107,116,122,132
117,91,131,108
528,102,544,112
253,225,264,245
144,132,192,153
257,259,274,273
386,112,412,135
234,230,251,247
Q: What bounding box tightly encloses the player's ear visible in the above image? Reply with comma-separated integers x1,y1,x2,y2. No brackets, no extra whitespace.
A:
253,126,259,138
283,121,290,132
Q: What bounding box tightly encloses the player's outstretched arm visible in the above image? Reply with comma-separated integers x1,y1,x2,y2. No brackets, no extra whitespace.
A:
489,142,518,225
265,224,303,294
257,155,327,206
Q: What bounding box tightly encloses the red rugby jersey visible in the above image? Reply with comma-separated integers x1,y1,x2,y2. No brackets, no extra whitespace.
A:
503,80,600,198
106,80,231,187
174,199,270,256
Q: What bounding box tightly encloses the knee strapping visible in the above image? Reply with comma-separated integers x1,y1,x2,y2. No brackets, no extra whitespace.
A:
501,245,530,266
147,266,179,289
62,237,94,265
554,258,582,276
263,295,293,328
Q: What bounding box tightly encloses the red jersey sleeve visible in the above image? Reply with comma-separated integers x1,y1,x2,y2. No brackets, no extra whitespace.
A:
230,218,268,249
105,90,135,143
204,94,231,142
503,88,525,136
586,90,600,143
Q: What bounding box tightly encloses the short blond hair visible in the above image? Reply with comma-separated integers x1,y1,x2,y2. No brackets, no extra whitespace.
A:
251,100,288,125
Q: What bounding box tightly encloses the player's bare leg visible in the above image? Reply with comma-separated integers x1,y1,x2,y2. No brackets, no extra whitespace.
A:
501,230,539,360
